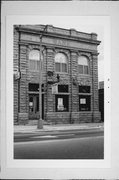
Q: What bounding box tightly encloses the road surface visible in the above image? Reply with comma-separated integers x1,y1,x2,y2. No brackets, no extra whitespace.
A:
14,129,104,159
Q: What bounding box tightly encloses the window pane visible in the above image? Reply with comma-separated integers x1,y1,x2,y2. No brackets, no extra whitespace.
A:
29,83,44,92
55,63,60,72
29,50,40,61
37,61,40,71
55,53,67,63
84,65,88,74
56,95,69,112
29,60,35,70
62,63,67,72
78,56,88,65
29,50,43,71
29,83,39,91
78,65,83,74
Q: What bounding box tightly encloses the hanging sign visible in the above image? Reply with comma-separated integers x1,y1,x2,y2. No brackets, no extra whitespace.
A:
52,83,58,94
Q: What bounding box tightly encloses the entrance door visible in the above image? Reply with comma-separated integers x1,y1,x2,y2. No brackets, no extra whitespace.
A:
29,94,39,119
29,94,44,120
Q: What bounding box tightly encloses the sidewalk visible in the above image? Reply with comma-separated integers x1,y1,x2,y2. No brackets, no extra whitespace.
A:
14,122,104,133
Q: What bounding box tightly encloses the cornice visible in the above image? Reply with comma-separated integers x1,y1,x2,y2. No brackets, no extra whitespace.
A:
16,26,101,46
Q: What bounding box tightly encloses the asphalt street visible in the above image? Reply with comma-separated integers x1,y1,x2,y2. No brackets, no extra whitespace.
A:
14,129,104,159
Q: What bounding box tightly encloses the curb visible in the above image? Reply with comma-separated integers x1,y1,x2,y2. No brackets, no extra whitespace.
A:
14,123,104,133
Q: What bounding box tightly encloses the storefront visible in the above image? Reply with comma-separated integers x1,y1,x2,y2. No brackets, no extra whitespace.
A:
14,25,101,124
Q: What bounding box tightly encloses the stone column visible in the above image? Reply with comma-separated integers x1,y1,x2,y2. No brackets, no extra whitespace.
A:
42,48,47,120
13,28,19,123
46,48,54,119
70,51,78,122
18,44,28,124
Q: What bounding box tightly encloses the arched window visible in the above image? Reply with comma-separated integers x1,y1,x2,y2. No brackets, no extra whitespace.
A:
55,53,68,73
29,49,43,71
78,56,89,75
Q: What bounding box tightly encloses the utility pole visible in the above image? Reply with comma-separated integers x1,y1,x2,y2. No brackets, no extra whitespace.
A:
37,25,47,129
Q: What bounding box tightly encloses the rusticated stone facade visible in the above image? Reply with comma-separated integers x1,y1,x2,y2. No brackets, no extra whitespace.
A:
13,25,101,124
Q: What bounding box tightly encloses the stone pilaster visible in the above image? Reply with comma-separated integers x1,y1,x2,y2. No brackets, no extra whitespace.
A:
46,48,54,113
13,28,19,123
19,44,28,124
70,51,78,112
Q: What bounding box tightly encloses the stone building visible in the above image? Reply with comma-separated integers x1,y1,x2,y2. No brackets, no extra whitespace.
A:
13,25,101,124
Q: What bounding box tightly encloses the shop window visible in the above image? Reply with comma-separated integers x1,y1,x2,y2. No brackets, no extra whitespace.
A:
29,83,44,92
55,95,69,112
78,56,89,75
55,53,68,73
79,86,90,93
29,49,43,71
79,95,91,111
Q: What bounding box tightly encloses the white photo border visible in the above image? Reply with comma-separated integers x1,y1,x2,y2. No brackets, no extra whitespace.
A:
1,1,116,179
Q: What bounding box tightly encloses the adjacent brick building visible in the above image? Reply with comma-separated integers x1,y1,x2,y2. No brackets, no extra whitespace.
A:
13,25,101,124
99,81,104,122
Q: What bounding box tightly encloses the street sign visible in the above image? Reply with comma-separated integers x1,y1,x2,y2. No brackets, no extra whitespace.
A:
52,83,58,94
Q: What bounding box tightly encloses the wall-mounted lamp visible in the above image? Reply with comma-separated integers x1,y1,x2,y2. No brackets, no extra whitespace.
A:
73,77,77,86
47,71,54,77
14,70,21,81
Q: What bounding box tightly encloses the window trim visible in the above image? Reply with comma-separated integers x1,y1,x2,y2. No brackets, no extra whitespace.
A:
55,94,69,112
29,49,43,72
78,56,90,75
78,85,91,111
55,52,68,73
79,95,91,111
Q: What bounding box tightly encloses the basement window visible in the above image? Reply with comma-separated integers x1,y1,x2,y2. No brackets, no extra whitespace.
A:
79,86,90,93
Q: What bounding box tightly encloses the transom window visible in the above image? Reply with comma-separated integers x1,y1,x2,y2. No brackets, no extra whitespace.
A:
78,56,89,75
79,86,90,93
55,53,68,73
29,83,44,92
29,49,43,71
58,85,68,93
